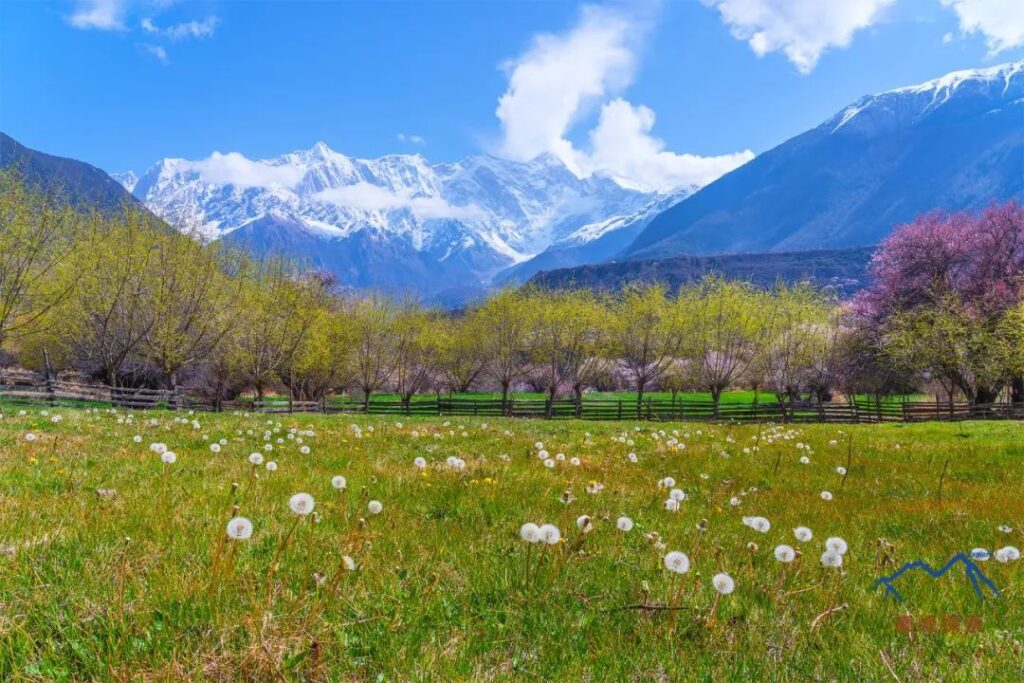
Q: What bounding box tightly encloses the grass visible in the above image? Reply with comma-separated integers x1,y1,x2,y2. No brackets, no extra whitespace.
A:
1,408,1022,681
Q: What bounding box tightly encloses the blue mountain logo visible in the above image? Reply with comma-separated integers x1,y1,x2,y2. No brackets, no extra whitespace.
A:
873,552,1000,603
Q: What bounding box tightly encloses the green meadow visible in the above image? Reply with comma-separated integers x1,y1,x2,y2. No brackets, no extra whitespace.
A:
1,408,1022,681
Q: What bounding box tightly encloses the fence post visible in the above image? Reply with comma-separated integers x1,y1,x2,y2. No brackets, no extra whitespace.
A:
617,399,622,421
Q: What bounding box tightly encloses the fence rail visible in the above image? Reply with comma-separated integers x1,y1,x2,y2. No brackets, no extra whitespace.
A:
2,378,1023,423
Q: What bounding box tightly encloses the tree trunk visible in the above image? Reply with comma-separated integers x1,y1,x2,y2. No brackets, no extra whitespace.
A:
1010,376,1023,405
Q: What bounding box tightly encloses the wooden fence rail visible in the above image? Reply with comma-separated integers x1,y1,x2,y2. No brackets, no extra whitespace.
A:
3,379,1023,423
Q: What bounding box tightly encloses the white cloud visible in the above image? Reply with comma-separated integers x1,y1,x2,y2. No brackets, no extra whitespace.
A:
315,183,484,221
496,5,637,163
190,152,304,189
578,99,755,192
141,44,169,64
494,5,754,193
68,0,126,31
142,16,219,41
701,0,894,74
942,0,1024,54
397,133,427,145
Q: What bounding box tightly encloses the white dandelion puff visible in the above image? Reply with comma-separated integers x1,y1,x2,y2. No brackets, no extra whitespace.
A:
331,475,347,490
289,492,315,515
820,491,833,501
616,516,634,532
520,522,542,543
540,524,561,544
226,516,253,540
820,551,843,568
774,544,796,563
712,573,735,594
161,451,177,464
793,527,813,542
367,500,383,515
663,551,690,574
825,537,848,555
248,452,264,466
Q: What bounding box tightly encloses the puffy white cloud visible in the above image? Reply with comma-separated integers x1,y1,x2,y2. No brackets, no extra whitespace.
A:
942,0,1024,54
702,0,894,74
496,5,637,164
190,152,304,189
495,5,753,193
68,0,126,31
315,183,484,221
578,99,754,193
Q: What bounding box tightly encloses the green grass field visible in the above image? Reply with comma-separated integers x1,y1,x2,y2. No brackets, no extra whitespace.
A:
1,408,1021,681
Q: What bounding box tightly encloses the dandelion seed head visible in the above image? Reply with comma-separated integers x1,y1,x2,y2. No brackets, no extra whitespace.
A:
663,551,690,574
226,516,253,540
712,572,735,594
289,492,315,515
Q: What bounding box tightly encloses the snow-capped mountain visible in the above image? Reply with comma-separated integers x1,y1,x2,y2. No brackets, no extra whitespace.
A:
110,170,138,193
122,143,658,299
495,187,696,285
626,60,1024,260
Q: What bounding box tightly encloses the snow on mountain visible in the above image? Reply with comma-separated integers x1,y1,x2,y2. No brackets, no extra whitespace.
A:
495,187,696,286
110,170,138,193
126,142,658,298
626,60,1024,261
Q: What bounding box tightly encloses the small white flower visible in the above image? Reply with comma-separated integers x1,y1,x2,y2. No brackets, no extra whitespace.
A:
669,488,687,502
289,492,315,515
799,456,810,464
627,452,638,463
520,522,542,543
540,524,561,544
793,527,813,542
414,456,427,469
997,525,1013,534
265,461,277,471
712,572,735,594
150,442,166,454
729,497,741,507
664,498,679,512
132,435,142,443
367,500,383,515
331,475,347,490
543,458,555,468
161,451,177,464
576,515,593,533
299,445,310,455
746,516,771,533
994,546,1020,563
248,452,264,466
569,457,580,466
226,516,253,540
616,516,634,532
820,491,833,501
659,477,676,489
835,466,847,476
210,443,221,454
342,555,357,571
825,537,848,555
774,544,796,563
663,551,690,574
24,433,37,442
820,551,843,568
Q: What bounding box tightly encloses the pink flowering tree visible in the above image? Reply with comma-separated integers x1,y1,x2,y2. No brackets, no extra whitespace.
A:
855,202,1024,404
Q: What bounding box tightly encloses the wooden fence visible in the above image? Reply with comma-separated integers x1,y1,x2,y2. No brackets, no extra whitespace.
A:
3,377,1023,423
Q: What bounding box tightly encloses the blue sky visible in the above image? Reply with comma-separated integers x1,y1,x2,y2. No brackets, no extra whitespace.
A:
2,0,1022,189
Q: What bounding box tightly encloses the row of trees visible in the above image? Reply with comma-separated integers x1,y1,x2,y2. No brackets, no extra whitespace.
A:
2,170,1022,410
